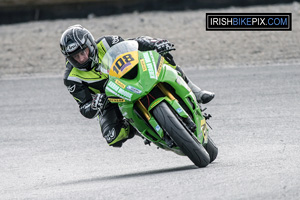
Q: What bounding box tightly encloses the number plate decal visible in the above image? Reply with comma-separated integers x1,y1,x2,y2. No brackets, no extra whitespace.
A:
109,51,139,78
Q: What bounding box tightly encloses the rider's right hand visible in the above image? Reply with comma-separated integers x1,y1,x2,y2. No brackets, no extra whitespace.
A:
153,40,175,55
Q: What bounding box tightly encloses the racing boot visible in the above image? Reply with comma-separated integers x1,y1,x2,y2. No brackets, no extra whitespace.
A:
100,103,139,148
109,122,139,148
187,80,215,104
175,65,214,104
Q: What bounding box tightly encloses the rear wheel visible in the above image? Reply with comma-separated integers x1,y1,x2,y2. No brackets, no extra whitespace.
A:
204,136,218,163
152,102,210,167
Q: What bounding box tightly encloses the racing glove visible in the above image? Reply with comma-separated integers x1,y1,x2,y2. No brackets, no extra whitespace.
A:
153,40,175,55
91,93,107,111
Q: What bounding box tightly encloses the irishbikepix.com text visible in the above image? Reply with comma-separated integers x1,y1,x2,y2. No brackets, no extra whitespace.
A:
206,13,292,31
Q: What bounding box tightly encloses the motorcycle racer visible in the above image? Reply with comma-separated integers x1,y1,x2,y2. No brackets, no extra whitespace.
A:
60,24,214,147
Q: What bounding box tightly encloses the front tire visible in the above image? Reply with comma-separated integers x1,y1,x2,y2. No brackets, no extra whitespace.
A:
204,136,218,163
152,102,210,167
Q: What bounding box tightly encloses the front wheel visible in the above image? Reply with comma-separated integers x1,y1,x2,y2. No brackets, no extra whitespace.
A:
152,102,210,167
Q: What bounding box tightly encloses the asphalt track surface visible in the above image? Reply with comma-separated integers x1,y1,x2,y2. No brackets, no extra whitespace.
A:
1,65,300,199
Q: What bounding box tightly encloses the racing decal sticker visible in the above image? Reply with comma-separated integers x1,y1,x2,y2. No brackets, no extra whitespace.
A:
143,52,151,63
143,52,157,80
126,85,142,94
140,59,147,72
109,51,139,78
107,81,133,101
147,63,156,79
155,125,161,132
150,99,161,109
156,57,164,77
201,119,209,142
149,51,156,63
106,87,119,98
118,88,133,100
149,52,158,79
108,97,126,103
115,79,126,89
107,81,120,91
176,107,183,114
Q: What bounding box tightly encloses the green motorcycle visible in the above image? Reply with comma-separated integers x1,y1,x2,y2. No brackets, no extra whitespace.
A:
101,40,218,167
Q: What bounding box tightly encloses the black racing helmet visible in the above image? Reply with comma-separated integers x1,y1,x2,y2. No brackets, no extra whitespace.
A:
60,25,98,71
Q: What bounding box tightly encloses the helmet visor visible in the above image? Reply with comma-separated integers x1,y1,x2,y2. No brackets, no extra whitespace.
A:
67,47,92,70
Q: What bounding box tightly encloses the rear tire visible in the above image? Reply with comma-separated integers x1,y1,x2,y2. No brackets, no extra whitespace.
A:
152,102,210,167
204,136,218,163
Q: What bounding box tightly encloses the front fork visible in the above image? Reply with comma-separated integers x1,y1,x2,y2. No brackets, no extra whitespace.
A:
137,83,197,146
